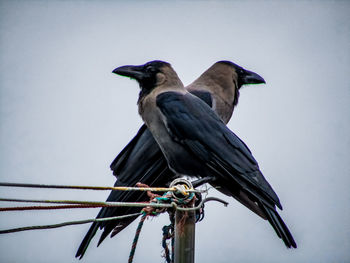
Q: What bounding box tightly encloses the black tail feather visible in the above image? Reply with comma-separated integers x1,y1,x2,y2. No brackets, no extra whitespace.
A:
75,222,99,259
260,202,297,248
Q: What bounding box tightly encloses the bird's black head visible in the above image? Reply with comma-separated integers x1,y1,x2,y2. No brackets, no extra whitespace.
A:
112,60,171,92
217,60,266,88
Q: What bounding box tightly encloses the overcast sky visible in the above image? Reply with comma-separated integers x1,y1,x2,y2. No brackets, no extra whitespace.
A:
0,1,349,262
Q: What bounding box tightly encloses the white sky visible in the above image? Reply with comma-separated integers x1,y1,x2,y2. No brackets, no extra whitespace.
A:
0,1,349,262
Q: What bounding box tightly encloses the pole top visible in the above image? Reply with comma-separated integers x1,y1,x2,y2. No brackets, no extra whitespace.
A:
170,178,193,200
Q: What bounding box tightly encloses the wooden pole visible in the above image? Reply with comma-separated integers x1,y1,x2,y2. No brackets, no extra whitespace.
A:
174,201,195,263
170,178,195,263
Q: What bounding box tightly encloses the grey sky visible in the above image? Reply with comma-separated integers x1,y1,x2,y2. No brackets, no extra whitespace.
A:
0,0,349,262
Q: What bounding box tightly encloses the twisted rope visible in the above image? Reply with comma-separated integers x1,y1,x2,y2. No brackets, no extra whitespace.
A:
162,223,174,263
0,182,203,193
0,204,117,212
128,212,147,263
0,212,141,234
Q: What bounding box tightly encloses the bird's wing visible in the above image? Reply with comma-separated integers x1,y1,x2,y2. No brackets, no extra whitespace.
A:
110,124,148,176
156,91,282,209
187,89,213,107
110,90,212,179
109,125,167,184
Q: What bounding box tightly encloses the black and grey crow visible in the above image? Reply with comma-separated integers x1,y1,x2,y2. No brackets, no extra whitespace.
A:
75,61,286,259
113,60,296,249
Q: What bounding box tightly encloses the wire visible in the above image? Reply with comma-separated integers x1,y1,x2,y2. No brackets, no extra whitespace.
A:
0,182,204,193
0,213,141,234
0,197,228,212
0,195,228,235
0,204,128,212
0,198,176,209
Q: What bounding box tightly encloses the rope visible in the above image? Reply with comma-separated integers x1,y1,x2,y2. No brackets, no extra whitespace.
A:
171,226,175,262
0,198,174,209
0,197,228,212
0,182,203,193
0,204,104,212
128,212,147,263
0,212,141,234
162,223,174,263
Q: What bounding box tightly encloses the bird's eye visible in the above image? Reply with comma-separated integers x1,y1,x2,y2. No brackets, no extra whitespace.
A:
145,66,154,72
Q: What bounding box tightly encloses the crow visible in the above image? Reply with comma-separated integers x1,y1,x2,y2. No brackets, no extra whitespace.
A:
76,61,270,259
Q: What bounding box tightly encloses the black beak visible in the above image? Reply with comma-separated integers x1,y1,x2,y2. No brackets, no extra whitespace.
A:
241,69,266,85
112,65,146,81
